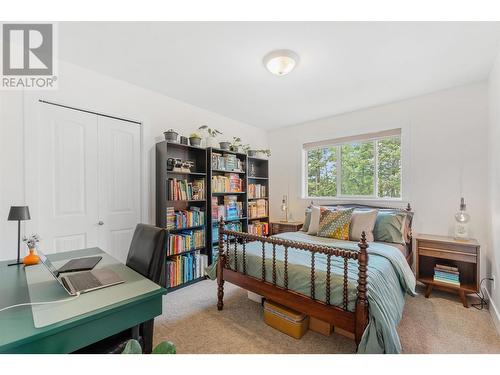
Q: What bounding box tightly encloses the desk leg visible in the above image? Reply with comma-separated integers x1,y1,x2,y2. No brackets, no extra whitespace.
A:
425,284,433,298
459,290,469,308
141,319,154,354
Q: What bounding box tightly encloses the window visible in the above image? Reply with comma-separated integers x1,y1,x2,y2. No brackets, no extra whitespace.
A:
304,130,402,199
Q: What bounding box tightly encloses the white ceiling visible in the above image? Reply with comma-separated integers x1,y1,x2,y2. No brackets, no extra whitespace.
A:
59,22,500,130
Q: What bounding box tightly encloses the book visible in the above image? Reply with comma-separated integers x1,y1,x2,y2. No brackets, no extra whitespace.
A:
167,207,205,230
166,250,207,288
167,229,206,255
248,221,269,235
435,264,459,272
168,178,205,201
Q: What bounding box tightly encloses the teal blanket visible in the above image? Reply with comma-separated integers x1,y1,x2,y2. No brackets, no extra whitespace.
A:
207,231,416,353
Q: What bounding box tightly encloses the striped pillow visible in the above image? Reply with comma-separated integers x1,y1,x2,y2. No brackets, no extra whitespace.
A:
317,208,354,240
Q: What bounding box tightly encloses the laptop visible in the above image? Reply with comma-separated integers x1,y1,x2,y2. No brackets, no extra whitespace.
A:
38,251,124,296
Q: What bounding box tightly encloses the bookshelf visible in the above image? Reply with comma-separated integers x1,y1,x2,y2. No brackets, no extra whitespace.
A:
156,141,209,291
207,147,249,264
247,156,270,236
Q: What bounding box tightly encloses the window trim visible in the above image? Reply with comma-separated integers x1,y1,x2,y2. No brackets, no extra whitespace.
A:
302,129,403,201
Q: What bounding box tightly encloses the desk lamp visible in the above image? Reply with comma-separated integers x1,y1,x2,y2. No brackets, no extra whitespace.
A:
7,206,31,266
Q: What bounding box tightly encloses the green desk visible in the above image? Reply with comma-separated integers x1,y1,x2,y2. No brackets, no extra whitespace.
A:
0,248,166,353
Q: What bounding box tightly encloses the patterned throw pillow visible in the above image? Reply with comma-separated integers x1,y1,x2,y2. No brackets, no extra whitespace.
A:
317,208,354,240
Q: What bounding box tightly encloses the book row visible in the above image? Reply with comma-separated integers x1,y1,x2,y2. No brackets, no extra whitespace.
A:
211,173,244,193
211,196,244,221
248,221,269,236
168,178,205,201
248,199,268,219
166,251,208,288
212,222,243,243
248,183,267,199
166,207,205,230
168,229,205,255
211,152,244,172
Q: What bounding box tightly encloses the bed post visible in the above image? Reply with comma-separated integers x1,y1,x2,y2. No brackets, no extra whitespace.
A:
355,231,369,348
217,218,225,311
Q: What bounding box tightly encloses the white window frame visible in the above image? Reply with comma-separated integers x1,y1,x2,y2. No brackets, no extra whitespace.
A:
302,128,403,201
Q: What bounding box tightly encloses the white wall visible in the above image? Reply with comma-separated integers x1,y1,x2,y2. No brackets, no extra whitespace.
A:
487,51,500,333
268,83,489,275
0,60,267,261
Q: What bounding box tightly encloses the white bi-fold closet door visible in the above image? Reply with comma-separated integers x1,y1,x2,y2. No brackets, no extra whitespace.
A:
37,103,141,263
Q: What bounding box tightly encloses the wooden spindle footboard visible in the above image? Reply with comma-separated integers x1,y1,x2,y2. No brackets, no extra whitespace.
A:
216,218,369,348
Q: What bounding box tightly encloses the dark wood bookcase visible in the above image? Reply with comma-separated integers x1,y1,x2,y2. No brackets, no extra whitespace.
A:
156,143,270,291
207,147,249,264
247,156,270,230
156,141,208,291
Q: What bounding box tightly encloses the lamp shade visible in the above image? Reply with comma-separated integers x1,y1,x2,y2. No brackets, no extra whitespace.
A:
7,206,31,221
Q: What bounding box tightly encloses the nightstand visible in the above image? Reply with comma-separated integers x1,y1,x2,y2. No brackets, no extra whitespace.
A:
415,234,480,308
269,221,303,235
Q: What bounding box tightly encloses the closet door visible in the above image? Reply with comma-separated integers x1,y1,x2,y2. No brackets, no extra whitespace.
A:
97,116,141,263
37,104,100,252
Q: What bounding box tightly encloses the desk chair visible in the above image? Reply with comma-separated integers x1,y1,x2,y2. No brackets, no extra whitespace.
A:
75,224,166,354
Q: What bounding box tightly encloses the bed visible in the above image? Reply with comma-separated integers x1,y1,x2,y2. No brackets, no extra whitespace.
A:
209,204,416,354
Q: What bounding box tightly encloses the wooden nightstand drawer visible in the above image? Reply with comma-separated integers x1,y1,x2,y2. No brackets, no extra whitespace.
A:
418,240,477,254
419,247,477,263
270,222,303,235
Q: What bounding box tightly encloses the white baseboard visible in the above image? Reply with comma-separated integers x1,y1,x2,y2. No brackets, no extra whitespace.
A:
485,288,500,335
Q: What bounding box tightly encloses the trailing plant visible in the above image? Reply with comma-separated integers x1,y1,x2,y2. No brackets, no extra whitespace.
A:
198,125,223,138
242,144,251,153
257,149,271,157
231,137,242,148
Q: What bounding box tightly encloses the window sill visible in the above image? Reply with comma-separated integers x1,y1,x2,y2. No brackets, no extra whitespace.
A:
302,196,407,208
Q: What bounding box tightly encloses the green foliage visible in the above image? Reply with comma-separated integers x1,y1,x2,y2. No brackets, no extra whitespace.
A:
306,137,401,198
152,341,177,354
122,339,143,354
122,339,177,354
198,125,222,137
341,142,374,196
377,137,401,198
307,146,337,197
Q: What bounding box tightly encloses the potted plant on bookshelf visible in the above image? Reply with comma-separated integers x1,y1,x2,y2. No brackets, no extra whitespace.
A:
230,137,242,152
198,125,222,147
257,149,271,158
189,132,202,147
219,140,231,150
242,144,251,154
164,129,179,143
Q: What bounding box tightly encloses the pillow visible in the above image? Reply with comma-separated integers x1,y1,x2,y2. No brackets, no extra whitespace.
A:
349,209,378,242
306,206,321,235
302,206,312,232
317,208,354,240
373,211,406,244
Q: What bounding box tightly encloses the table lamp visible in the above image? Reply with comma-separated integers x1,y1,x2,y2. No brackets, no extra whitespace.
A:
280,195,289,223
7,206,31,266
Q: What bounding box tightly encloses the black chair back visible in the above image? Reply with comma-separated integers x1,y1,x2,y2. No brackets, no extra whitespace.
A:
126,224,166,284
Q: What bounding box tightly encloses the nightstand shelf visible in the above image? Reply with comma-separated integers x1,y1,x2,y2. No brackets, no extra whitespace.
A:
416,233,480,307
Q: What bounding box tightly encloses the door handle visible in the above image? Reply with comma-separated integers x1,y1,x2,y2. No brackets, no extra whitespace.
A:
98,221,104,226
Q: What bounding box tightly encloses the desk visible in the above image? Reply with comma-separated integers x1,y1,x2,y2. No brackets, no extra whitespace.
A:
0,248,166,353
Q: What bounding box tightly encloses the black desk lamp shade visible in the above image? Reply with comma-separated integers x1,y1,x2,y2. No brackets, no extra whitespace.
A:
8,206,31,266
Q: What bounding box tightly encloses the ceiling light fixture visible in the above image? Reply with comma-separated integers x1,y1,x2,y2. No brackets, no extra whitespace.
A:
263,49,299,76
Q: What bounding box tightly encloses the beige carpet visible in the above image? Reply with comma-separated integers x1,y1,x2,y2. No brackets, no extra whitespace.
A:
153,279,500,354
